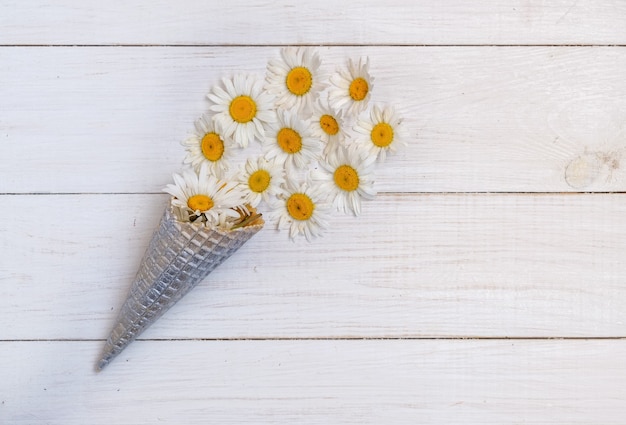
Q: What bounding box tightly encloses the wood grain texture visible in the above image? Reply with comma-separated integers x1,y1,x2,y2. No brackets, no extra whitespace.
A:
2,193,625,340
2,339,626,424
3,2,626,423
2,0,626,46
3,46,626,193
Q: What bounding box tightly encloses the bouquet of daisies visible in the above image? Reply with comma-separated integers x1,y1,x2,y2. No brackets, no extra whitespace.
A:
97,47,407,370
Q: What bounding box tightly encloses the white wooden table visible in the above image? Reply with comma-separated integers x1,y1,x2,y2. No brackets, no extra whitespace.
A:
3,1,626,423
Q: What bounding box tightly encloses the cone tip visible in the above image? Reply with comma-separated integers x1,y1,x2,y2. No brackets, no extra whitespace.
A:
96,359,107,372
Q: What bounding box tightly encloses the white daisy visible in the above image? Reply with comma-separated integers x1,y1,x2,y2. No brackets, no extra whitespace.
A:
271,179,330,241
163,163,246,228
311,99,348,157
353,104,408,162
207,74,275,148
263,109,322,171
328,57,373,116
236,156,286,208
265,46,326,113
312,145,376,216
182,114,234,178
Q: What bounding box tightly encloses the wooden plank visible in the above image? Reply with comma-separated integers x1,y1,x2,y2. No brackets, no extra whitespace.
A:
2,193,626,340
2,339,626,424
2,0,626,46
3,46,626,193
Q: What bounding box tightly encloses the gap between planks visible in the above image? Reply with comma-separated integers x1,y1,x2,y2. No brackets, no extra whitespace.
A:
2,192,626,196
4,336,626,342
3,44,626,48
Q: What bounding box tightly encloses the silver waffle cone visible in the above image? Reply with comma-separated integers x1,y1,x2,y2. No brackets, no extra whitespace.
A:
97,201,263,370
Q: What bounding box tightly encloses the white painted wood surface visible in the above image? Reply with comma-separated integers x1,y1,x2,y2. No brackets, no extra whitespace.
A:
4,340,626,424
3,193,626,340
5,46,626,193
2,0,626,45
2,1,626,424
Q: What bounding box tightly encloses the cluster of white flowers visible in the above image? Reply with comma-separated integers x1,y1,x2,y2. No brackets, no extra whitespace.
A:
164,47,407,241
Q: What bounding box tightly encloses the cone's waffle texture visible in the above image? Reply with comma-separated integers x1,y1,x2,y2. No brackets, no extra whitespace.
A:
97,203,263,370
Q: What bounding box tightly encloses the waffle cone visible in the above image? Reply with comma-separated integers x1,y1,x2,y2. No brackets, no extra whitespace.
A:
97,201,263,370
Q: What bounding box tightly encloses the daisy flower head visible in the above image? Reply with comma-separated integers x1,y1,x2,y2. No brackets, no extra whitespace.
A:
328,57,373,116
353,104,408,162
312,144,376,216
263,109,322,172
182,114,234,178
237,156,286,208
271,179,331,242
207,74,275,148
265,47,326,114
163,163,247,228
311,99,348,157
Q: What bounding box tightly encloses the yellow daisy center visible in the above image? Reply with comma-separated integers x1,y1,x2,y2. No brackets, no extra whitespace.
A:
229,95,257,123
286,67,313,96
286,193,315,221
187,194,214,212
200,132,224,162
349,77,369,101
371,122,394,147
248,169,271,193
277,127,302,154
333,165,360,191
319,114,339,136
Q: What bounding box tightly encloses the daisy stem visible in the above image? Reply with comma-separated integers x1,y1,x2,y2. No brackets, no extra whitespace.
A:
231,213,263,230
